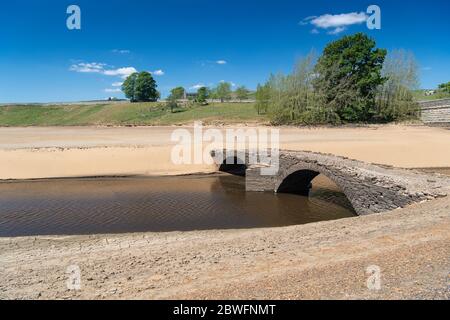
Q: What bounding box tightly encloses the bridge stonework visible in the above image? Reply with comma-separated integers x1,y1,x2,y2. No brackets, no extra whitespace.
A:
212,150,450,216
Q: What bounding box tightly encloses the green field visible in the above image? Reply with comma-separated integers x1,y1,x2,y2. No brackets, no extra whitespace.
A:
412,90,450,101
0,102,267,127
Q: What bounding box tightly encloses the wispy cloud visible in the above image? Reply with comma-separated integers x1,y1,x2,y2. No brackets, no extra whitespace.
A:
112,49,131,54
71,61,164,83
70,62,137,79
199,60,229,67
103,67,138,79
327,26,346,35
300,12,368,35
104,88,121,93
69,62,106,73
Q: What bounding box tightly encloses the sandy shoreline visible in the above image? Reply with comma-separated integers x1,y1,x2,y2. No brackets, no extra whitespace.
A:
1,124,450,180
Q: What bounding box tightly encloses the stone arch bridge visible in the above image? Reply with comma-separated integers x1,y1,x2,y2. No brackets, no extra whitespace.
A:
211,150,450,216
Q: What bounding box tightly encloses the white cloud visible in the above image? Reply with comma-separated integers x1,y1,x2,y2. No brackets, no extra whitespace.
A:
311,12,368,29
71,62,165,82
301,12,368,35
152,69,165,76
103,67,137,79
327,26,346,35
190,83,206,90
299,16,316,26
112,49,130,54
70,62,137,79
216,60,227,65
104,88,121,93
70,62,106,73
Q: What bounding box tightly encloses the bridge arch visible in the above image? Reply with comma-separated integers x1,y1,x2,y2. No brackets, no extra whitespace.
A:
274,164,357,212
218,156,247,176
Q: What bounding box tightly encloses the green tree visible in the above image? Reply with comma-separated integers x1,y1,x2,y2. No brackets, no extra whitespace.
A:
169,87,185,100
255,84,270,115
438,81,450,93
235,86,250,101
216,82,232,102
166,96,178,113
123,71,159,102
314,33,387,122
196,87,209,104
121,72,138,102
376,49,419,121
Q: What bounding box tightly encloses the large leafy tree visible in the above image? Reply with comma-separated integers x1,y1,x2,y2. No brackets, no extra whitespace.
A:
122,71,160,102
135,71,160,102
314,33,387,122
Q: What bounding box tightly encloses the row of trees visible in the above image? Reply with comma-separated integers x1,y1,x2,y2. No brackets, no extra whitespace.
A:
121,71,252,105
168,83,251,104
256,33,420,124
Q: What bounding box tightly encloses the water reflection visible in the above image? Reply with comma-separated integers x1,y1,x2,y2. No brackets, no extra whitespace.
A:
0,174,356,237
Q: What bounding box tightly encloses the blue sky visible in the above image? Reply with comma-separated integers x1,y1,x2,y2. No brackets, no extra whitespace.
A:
0,0,449,103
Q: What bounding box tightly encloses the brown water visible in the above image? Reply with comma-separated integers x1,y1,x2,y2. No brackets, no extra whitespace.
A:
0,174,356,237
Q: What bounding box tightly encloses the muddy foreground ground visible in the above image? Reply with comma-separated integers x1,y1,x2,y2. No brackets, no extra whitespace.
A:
1,194,449,300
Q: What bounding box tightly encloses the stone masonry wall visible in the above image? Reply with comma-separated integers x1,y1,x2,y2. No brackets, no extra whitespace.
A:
419,99,450,125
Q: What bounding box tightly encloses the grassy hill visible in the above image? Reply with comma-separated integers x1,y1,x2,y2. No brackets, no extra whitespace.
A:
0,102,266,127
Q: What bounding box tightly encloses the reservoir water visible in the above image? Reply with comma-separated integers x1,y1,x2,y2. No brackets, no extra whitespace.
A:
0,174,356,237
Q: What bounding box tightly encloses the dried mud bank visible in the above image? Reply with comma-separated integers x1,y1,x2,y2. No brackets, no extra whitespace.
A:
1,194,449,300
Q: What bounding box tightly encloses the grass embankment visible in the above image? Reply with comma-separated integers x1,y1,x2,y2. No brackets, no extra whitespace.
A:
0,102,266,126
412,90,450,101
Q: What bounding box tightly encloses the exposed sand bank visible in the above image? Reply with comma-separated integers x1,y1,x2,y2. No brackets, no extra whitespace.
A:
0,125,449,180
